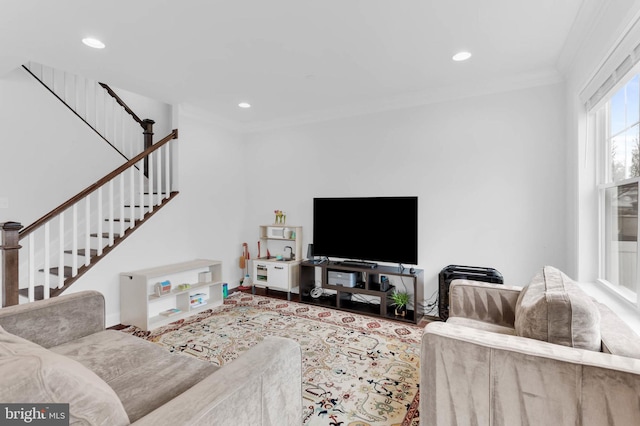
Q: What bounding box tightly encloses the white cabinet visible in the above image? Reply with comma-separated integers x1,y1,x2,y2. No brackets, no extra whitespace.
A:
120,259,224,331
252,260,300,293
251,225,302,299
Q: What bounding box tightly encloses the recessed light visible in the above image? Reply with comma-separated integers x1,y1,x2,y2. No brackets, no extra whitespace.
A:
452,51,472,62
238,102,251,108
82,38,105,49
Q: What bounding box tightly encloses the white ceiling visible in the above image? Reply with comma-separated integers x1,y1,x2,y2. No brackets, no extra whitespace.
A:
1,0,584,130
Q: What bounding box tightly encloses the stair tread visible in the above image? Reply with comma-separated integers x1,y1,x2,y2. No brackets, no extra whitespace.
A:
64,248,98,257
19,286,45,301
90,232,121,238
38,266,72,278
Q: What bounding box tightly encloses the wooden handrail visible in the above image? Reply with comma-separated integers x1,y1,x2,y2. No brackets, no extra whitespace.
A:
98,82,145,127
22,66,132,164
20,129,178,239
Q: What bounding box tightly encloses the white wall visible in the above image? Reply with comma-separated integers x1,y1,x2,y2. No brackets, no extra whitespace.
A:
0,67,124,224
244,82,567,307
65,105,247,325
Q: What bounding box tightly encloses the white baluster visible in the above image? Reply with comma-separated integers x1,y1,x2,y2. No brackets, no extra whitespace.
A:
72,204,78,276
65,72,74,109
130,166,135,230
97,187,103,256
156,146,162,205
138,159,145,221
165,144,171,199
58,212,64,290
148,151,154,212
119,174,125,237
44,223,50,298
85,196,91,266
42,65,53,92
28,233,35,302
108,180,114,246
96,83,104,136
86,79,96,128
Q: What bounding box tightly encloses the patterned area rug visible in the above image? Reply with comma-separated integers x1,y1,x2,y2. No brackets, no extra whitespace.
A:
121,293,421,426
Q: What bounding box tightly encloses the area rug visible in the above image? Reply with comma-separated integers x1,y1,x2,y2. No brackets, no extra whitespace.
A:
121,293,422,426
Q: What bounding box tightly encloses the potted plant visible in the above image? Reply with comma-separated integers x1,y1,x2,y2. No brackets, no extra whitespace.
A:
390,290,410,317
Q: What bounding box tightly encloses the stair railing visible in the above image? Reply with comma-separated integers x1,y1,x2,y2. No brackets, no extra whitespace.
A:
1,129,178,307
23,62,151,163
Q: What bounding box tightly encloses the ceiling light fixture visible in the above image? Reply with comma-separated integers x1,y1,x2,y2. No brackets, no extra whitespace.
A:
82,38,105,49
452,51,472,62
238,102,251,108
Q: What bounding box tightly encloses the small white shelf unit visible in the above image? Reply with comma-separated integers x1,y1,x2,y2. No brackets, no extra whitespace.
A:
120,259,224,331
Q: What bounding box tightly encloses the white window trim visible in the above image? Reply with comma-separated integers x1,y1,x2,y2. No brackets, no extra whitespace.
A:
593,79,640,310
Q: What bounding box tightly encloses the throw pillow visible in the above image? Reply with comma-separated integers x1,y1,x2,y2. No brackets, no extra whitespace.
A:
514,266,601,351
0,325,130,426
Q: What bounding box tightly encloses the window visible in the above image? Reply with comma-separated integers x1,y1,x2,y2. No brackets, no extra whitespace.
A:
596,74,640,303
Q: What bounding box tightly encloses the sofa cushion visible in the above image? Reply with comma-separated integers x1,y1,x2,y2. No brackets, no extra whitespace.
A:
0,326,129,425
515,266,601,351
447,316,517,335
51,330,219,422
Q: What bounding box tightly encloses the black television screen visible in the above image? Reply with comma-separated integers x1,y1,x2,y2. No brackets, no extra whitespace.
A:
313,196,418,265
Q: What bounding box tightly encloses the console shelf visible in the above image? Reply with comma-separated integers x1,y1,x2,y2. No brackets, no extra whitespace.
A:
299,261,424,324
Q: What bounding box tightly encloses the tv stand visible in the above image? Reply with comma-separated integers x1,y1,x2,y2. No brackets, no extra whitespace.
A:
299,261,424,324
340,260,378,269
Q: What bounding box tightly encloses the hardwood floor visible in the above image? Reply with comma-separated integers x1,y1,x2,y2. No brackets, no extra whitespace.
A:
236,286,435,328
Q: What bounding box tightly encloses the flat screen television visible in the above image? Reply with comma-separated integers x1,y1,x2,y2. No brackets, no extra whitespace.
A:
312,196,418,265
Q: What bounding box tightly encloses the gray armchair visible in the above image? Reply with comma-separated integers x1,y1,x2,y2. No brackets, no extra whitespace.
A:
421,266,640,426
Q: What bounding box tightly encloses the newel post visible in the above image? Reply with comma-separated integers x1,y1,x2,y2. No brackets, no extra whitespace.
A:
142,119,155,178
1,221,23,307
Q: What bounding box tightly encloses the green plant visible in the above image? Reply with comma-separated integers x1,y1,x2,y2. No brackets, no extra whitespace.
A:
389,290,410,308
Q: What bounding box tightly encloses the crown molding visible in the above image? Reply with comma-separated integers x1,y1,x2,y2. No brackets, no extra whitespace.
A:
240,69,564,133
178,103,245,133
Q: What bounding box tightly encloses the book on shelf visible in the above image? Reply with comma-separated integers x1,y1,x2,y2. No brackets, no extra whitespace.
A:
159,308,181,317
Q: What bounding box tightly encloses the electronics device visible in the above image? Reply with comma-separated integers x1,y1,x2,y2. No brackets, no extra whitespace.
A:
313,196,418,265
310,287,323,298
380,275,390,291
307,244,314,260
328,270,358,287
438,265,503,320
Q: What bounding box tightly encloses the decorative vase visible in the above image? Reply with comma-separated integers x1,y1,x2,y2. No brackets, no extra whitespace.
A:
395,306,407,317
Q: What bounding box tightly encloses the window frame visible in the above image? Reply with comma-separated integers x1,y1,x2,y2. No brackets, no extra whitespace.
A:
594,70,640,309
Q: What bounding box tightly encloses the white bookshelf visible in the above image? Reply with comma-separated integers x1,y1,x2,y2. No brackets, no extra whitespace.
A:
120,259,224,331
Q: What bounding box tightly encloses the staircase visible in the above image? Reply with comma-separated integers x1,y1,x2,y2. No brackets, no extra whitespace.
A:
0,63,179,306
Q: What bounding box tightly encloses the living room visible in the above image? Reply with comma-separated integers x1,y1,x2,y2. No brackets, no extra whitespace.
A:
3,1,640,425
3,1,628,328
3,0,640,329
3,2,640,333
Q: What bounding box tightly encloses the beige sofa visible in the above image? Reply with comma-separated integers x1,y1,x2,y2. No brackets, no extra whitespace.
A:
421,266,640,426
0,290,302,425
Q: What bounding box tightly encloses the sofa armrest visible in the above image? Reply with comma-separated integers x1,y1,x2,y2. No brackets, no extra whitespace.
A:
132,336,302,426
421,322,640,426
0,291,105,348
448,279,522,327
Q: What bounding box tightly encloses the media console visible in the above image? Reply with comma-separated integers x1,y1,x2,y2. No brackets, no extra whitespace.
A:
298,260,424,324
